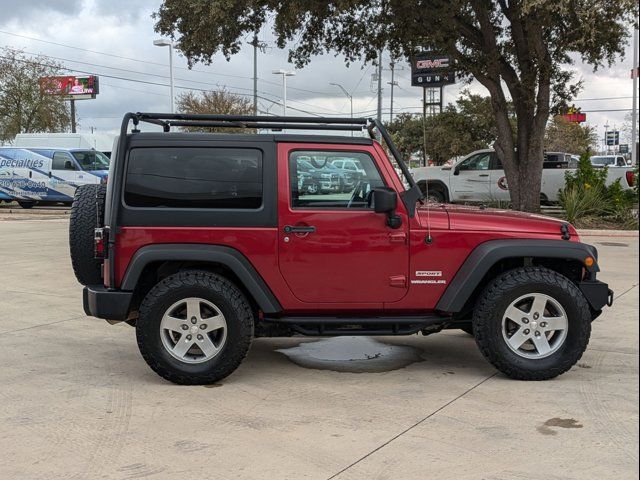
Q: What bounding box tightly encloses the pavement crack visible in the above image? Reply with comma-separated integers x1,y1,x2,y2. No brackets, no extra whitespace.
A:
0,316,83,336
326,373,498,480
613,283,638,301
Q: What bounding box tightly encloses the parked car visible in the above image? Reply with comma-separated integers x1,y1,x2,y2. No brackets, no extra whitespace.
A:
0,147,109,208
73,112,612,385
331,157,366,176
411,149,635,204
296,159,342,194
590,155,630,168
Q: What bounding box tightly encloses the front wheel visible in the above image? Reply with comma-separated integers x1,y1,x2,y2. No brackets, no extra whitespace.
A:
136,271,254,385
473,267,591,380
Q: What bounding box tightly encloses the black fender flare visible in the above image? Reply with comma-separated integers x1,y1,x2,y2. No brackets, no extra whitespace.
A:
435,239,599,313
121,244,282,314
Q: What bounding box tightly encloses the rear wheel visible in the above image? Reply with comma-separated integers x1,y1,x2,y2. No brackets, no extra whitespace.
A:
473,266,591,380
69,184,106,285
136,271,254,385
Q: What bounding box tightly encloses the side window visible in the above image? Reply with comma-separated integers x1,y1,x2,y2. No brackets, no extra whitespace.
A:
459,152,491,171
52,152,74,170
290,151,385,209
492,153,503,170
124,147,263,209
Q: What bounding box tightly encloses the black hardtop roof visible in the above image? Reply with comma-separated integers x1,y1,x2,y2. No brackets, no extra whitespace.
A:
127,131,374,146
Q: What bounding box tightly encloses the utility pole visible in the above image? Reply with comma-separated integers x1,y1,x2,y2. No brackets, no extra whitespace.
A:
70,99,76,133
249,35,268,116
631,26,638,165
376,49,383,126
387,61,398,123
251,35,259,116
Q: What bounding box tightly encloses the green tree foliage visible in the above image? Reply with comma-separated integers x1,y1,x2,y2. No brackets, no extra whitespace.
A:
386,90,506,165
154,0,636,212
544,116,598,155
176,89,254,133
0,48,71,142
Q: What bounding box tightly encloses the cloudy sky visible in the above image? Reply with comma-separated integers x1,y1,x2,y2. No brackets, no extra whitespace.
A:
1,0,637,147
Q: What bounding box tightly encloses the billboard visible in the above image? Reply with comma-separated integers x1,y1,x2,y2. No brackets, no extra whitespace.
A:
411,53,455,87
39,75,99,99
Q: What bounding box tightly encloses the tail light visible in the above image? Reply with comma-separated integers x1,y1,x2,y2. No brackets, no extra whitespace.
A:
94,227,109,259
625,171,635,187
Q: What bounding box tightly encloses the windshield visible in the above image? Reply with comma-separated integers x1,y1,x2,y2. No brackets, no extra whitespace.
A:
72,150,110,171
590,156,615,166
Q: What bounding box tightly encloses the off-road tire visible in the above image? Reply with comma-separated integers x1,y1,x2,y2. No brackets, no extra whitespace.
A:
473,266,591,380
18,201,35,209
460,324,474,336
69,184,106,286
136,270,254,385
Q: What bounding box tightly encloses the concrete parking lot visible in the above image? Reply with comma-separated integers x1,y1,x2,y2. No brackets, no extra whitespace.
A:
0,215,638,480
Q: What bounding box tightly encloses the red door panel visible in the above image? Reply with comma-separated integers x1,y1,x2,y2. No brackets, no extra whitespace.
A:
277,143,409,304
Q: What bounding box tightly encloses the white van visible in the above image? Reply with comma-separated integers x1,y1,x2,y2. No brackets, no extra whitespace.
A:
0,147,109,208
13,133,115,157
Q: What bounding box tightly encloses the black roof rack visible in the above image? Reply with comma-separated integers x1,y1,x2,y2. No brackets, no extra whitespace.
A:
130,112,368,133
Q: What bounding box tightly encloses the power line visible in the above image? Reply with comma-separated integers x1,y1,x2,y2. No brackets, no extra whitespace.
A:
0,29,350,97
0,53,327,117
12,49,345,114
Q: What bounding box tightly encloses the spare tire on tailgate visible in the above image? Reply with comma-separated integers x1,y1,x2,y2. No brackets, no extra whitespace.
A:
69,184,106,285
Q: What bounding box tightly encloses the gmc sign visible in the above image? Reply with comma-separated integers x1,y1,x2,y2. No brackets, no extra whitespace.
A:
411,53,455,87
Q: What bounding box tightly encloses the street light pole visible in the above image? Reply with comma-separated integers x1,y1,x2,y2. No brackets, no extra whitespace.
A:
153,38,175,113
272,69,295,116
631,26,638,165
330,82,353,136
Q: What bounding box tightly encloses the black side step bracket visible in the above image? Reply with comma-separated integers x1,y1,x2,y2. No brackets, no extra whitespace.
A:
262,315,450,336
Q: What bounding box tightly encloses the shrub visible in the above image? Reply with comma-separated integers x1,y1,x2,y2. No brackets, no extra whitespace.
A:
559,186,606,225
560,153,638,228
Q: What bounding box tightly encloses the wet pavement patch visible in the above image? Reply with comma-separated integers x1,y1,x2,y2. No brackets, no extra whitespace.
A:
537,418,583,435
276,337,423,373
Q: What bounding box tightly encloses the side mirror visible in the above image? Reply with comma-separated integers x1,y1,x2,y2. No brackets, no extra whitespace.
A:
370,187,402,229
453,165,461,176
64,160,76,170
371,187,397,214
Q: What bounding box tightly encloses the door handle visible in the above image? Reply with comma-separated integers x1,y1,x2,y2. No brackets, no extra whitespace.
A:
479,174,489,177
284,225,316,234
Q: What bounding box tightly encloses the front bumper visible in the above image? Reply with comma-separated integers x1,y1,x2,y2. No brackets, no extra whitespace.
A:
578,280,613,313
83,285,133,321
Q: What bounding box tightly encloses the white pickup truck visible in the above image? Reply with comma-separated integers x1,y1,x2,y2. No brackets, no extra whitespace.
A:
411,149,636,204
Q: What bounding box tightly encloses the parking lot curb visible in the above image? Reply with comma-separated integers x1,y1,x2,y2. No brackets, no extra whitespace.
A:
578,229,639,237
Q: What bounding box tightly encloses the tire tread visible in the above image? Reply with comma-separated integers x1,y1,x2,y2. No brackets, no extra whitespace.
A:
473,266,591,380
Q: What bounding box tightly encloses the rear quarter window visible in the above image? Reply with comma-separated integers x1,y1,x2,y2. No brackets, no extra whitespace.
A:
124,147,263,209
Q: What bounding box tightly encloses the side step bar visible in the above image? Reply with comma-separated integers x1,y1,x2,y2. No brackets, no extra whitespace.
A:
262,315,450,336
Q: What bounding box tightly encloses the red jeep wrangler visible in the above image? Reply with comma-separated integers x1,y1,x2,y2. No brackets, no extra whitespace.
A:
70,113,613,384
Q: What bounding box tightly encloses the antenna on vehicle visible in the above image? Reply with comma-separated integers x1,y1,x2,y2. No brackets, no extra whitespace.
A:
422,111,433,245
